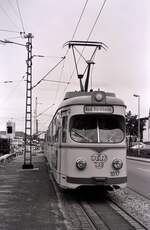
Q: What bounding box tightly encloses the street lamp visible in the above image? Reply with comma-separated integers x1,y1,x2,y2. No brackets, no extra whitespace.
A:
133,94,140,156
34,97,43,135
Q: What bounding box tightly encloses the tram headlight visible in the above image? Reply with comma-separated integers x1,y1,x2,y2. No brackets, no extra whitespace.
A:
112,159,123,170
95,92,103,101
76,158,87,170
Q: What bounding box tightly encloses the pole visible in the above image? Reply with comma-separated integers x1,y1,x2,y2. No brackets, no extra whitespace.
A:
22,33,34,169
133,94,140,156
84,60,94,92
34,97,38,135
35,97,38,135
137,96,140,156
148,109,150,141
0,34,34,168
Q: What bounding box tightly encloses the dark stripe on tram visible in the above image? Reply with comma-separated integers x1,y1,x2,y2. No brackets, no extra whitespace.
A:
66,176,127,184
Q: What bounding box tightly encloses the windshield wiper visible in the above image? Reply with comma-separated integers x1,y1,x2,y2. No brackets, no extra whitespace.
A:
71,129,92,142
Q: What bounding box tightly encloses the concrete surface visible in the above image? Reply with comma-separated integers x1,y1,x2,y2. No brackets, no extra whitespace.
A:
0,153,67,230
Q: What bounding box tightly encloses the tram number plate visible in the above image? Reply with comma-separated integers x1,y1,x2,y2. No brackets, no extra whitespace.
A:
94,161,104,169
91,153,107,169
110,170,120,176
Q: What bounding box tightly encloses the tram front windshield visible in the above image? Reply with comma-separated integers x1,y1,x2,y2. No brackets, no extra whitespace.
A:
70,115,125,143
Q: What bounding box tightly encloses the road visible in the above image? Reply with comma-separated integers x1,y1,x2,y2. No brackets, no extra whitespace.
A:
127,159,150,199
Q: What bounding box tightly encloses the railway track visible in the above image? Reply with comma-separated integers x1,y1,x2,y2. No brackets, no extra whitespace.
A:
51,179,149,230
79,197,148,230
108,187,150,230
106,198,149,230
128,186,150,201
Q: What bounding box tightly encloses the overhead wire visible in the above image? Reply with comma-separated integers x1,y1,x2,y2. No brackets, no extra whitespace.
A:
8,0,19,19
37,104,55,118
0,2,26,126
63,0,108,94
7,0,24,34
71,0,89,40
43,79,70,84
0,0,25,36
0,4,20,31
64,0,89,60
30,0,90,130
2,75,26,103
1,0,107,131
64,0,89,61
32,57,65,90
34,57,66,123
0,29,21,34
0,1,27,129
79,0,108,56
2,36,23,40
38,0,89,117
55,0,89,98
16,0,26,34
86,0,107,42
52,57,67,105
54,0,89,99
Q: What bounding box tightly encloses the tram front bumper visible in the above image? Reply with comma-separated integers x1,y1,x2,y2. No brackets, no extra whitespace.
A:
66,176,127,186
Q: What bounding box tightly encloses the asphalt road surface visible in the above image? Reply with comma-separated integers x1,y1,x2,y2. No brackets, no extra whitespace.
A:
127,159,150,199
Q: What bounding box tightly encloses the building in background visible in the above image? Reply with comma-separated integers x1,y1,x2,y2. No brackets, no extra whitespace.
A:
0,137,10,156
143,110,150,143
6,121,15,139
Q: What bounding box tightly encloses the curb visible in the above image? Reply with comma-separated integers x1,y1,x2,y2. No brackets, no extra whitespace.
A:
127,156,150,163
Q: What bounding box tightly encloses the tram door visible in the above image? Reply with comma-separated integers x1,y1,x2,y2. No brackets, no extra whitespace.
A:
53,112,64,184
57,115,68,184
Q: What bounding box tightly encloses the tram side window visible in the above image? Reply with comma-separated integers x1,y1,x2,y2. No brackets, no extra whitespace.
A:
47,132,50,143
52,116,60,143
47,125,52,143
49,125,52,142
52,119,56,142
55,125,59,143
62,116,68,143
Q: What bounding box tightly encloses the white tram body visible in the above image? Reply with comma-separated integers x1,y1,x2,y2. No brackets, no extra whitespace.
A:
44,90,127,189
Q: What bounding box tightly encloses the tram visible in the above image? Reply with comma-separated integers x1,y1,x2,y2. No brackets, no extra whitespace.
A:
44,41,127,189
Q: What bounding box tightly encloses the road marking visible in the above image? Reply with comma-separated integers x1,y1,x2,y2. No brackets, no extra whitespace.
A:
137,167,150,173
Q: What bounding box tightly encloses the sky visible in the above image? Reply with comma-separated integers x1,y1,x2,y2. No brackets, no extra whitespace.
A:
0,0,150,133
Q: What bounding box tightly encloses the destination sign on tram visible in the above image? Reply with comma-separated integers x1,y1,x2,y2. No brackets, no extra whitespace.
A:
84,105,113,113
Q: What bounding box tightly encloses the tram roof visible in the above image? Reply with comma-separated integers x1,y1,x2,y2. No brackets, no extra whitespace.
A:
57,91,126,109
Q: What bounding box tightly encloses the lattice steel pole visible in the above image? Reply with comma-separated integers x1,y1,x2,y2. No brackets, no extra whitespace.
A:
22,33,34,169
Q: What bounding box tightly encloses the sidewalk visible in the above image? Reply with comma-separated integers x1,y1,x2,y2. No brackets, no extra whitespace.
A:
0,153,67,230
127,155,150,163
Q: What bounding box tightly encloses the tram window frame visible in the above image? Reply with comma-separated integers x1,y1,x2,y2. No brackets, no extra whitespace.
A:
47,125,52,143
52,114,60,143
69,114,125,144
52,117,56,142
47,131,50,142
62,116,68,143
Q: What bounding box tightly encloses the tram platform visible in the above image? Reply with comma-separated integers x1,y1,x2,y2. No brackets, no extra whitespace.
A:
0,153,67,230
